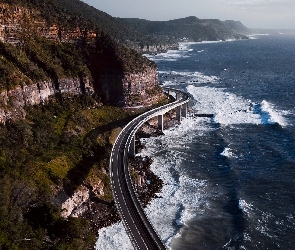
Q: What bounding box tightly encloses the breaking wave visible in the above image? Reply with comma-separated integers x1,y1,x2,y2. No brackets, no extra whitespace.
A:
187,85,288,127
95,117,211,249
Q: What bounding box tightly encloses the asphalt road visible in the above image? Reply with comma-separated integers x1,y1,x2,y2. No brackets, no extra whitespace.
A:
109,88,190,249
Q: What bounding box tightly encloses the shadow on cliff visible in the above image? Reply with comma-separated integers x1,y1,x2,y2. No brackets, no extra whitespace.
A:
83,31,157,107
83,32,126,106
63,114,137,197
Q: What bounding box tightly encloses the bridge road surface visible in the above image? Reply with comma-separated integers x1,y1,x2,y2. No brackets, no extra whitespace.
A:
109,88,190,249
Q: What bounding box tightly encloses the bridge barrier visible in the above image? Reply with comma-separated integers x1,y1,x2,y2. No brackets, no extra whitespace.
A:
109,87,190,249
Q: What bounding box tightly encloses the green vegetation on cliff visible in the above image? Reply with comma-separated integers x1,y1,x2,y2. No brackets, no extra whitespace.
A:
0,38,90,90
0,0,157,100
1,0,168,49
0,95,136,249
119,16,250,42
0,32,154,92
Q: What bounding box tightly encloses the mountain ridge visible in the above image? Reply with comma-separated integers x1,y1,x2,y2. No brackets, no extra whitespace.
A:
118,16,251,43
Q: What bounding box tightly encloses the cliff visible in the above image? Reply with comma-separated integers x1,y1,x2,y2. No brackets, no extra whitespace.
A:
222,20,253,35
0,78,93,124
85,33,165,107
0,3,97,44
99,67,163,106
0,3,164,124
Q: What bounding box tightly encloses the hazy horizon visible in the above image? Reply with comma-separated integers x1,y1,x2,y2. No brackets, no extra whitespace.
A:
81,0,295,30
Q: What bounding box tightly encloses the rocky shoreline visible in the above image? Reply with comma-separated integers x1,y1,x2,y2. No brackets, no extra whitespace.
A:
83,110,180,234
80,151,166,234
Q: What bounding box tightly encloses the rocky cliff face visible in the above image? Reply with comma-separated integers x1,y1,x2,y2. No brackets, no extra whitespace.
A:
84,32,165,107
100,66,164,107
0,3,96,124
0,64,163,124
0,3,97,44
0,78,93,124
123,66,164,106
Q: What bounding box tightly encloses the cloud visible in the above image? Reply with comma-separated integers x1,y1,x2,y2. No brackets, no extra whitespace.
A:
215,0,294,9
212,0,295,28
82,0,295,29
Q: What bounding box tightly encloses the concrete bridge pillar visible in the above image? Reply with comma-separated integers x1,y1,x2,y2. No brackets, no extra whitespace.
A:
176,105,182,122
176,93,181,100
128,136,136,157
158,114,163,132
182,102,188,118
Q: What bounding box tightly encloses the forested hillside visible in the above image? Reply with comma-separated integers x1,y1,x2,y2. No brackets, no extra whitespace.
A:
0,0,162,103
119,16,250,42
51,0,179,50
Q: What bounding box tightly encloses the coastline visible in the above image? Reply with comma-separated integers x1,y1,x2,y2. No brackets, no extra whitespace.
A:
94,110,181,244
96,34,295,249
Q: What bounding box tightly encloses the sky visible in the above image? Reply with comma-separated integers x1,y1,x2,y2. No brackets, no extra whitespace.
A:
81,0,295,29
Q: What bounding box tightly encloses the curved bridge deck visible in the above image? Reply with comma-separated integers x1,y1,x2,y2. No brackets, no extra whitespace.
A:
109,88,190,249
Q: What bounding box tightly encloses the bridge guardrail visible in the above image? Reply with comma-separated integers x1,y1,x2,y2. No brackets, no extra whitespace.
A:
109,87,190,249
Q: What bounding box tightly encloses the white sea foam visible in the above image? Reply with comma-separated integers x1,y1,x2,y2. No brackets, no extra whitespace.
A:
239,198,279,242
178,43,190,51
144,49,190,62
143,169,208,246
256,212,277,239
260,100,287,126
147,40,236,62
239,199,254,215
95,222,132,250
159,70,220,85
249,36,258,40
139,118,211,248
179,40,232,46
187,85,288,126
250,34,270,37
95,117,210,249
220,147,237,158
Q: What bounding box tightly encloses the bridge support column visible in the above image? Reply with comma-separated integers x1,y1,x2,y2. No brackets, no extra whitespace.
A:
176,93,181,100
128,136,136,157
182,102,188,118
158,114,163,132
176,105,182,122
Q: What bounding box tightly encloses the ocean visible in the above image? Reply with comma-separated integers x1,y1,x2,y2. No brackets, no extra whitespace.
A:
95,34,295,249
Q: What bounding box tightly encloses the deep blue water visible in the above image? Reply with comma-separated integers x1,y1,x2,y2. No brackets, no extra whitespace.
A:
147,34,295,249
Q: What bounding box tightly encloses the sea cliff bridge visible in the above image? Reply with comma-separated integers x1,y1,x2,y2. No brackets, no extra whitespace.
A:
109,87,190,249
